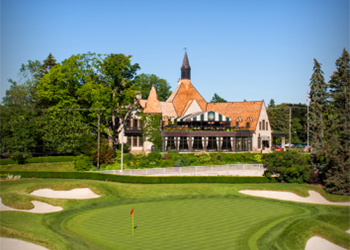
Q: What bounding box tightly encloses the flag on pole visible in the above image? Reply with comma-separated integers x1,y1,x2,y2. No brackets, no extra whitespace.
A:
306,91,309,103
131,208,135,235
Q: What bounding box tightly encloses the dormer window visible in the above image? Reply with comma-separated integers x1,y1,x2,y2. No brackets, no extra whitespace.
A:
246,122,250,128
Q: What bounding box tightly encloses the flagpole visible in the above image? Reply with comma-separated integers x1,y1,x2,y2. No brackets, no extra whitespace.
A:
307,91,309,147
132,212,134,235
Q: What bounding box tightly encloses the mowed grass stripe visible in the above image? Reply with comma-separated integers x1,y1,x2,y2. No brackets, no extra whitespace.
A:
64,198,297,250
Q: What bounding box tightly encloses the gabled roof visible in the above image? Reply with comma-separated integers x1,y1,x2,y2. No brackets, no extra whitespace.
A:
143,85,162,113
181,100,193,116
159,102,177,118
207,101,264,129
166,79,207,116
181,99,203,116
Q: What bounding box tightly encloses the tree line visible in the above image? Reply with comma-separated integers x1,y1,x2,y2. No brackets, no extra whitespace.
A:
307,49,349,195
0,52,172,161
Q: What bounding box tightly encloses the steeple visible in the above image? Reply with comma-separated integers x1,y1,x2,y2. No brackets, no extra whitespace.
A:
181,51,191,80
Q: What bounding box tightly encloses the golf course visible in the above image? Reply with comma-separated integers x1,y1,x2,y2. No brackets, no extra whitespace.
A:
1,178,350,250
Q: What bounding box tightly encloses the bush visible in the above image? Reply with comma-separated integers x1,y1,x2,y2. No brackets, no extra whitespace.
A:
74,155,93,171
263,151,310,183
0,158,16,165
147,151,162,162
92,145,116,166
10,152,32,164
308,171,321,184
0,156,75,165
2,170,276,184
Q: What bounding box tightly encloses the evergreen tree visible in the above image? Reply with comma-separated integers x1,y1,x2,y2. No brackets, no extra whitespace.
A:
321,49,350,195
308,59,328,150
210,93,227,103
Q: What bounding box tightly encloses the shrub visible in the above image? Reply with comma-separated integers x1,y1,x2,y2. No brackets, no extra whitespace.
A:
2,170,276,184
174,157,192,167
308,171,321,184
10,152,32,164
74,155,93,171
194,151,211,163
147,151,162,162
163,155,171,161
263,151,310,183
92,145,116,165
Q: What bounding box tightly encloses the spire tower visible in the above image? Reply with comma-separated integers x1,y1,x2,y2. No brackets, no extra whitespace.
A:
181,51,191,80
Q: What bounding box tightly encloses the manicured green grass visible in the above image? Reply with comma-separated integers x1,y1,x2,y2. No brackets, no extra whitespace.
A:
0,162,75,172
0,179,349,250
63,198,301,250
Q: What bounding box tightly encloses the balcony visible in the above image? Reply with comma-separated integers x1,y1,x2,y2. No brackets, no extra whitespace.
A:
124,126,142,134
163,125,250,132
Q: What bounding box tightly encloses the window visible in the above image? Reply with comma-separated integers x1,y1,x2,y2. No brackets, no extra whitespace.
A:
127,120,131,127
246,122,250,128
133,136,137,146
259,122,261,130
236,137,242,151
127,136,132,146
266,122,268,130
242,137,247,151
138,136,143,146
133,119,138,128
262,120,265,130
258,137,261,149
236,121,239,127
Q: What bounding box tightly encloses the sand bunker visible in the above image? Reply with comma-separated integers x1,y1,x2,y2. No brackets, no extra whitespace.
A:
30,188,100,199
0,237,49,250
0,198,62,213
306,236,347,250
239,190,350,206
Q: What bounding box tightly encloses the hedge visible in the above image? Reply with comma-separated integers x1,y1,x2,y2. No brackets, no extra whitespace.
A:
0,156,75,165
2,171,276,184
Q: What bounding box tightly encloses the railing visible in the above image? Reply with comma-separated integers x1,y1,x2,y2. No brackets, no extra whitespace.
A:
124,127,142,133
163,125,250,132
95,164,265,176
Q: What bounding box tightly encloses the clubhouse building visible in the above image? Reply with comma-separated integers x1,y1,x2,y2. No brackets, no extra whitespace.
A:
122,52,272,153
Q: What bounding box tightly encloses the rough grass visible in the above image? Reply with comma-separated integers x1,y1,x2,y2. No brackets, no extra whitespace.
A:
0,179,349,250
0,162,75,172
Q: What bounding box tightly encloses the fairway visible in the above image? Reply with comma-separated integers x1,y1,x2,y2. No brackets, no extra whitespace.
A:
64,197,301,250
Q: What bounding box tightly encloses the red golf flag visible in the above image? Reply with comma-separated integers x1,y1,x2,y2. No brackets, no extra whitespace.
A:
130,208,134,215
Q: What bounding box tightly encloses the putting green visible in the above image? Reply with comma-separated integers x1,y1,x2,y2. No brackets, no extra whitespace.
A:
63,197,303,250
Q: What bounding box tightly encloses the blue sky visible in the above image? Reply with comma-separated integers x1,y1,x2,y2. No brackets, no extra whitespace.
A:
1,0,349,105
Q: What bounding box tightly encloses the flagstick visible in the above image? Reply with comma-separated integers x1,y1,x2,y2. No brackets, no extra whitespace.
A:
132,212,134,235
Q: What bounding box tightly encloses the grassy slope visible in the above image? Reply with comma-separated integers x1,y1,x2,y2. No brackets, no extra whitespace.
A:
0,179,349,250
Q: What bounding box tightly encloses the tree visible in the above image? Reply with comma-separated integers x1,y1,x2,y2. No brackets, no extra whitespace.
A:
308,59,328,149
263,151,310,183
133,73,172,101
1,58,46,158
140,113,163,151
37,52,141,151
267,103,307,144
210,93,227,103
321,49,350,195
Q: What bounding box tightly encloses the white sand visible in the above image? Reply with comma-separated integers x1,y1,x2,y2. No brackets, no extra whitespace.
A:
30,188,100,199
0,237,49,250
305,236,347,250
0,198,62,213
238,190,350,206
